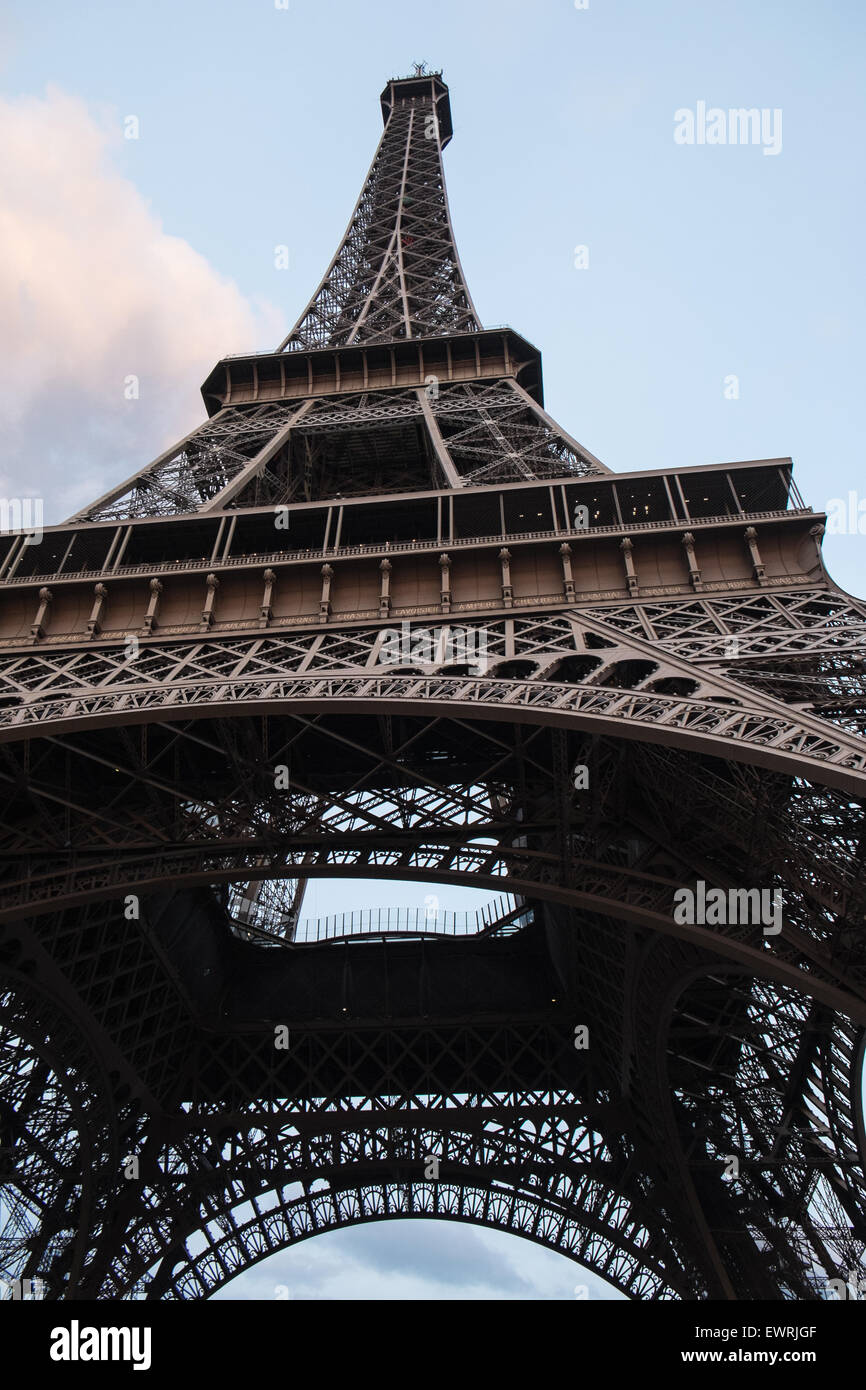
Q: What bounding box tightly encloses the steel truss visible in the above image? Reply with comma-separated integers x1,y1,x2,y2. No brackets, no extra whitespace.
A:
2,71,866,1302
279,77,479,351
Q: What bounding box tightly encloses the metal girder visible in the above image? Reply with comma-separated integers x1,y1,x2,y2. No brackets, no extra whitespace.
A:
3,70,866,1305
68,402,304,524
278,83,479,351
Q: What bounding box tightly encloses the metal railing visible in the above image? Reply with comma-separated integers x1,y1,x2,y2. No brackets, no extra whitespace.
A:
291,895,526,943
1,508,814,588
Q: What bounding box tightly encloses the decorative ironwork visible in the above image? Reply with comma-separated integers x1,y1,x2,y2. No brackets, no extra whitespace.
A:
1,72,864,1303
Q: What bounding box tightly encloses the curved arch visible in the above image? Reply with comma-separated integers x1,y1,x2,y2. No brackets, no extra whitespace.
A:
1,673,864,795
3,662,864,1300
133,955,866,1302
126,1116,689,1301
157,1193,662,1302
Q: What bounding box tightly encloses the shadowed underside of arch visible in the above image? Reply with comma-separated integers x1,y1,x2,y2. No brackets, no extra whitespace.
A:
3,618,865,1289
4,65,866,1304
2,684,865,1299
49,943,865,1303
2,691,865,1023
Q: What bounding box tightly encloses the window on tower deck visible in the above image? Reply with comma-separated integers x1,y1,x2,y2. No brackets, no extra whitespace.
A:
501,489,556,538
338,499,438,550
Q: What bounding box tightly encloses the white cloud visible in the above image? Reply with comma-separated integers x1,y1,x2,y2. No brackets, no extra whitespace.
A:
212,1221,625,1301
0,86,284,520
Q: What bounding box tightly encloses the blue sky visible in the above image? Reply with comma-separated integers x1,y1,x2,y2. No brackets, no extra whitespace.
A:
1,0,863,1299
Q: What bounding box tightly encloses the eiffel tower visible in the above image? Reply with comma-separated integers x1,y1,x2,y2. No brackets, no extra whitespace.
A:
2,68,866,1303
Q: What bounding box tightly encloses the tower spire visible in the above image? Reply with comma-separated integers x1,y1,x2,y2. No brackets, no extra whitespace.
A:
278,71,480,351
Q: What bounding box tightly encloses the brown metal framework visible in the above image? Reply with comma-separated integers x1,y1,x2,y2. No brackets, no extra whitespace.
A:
1,70,865,1302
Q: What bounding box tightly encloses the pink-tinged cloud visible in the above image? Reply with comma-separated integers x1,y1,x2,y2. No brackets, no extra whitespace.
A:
0,87,284,520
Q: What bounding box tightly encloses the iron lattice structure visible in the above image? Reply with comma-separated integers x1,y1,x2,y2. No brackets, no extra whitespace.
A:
1,70,865,1302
